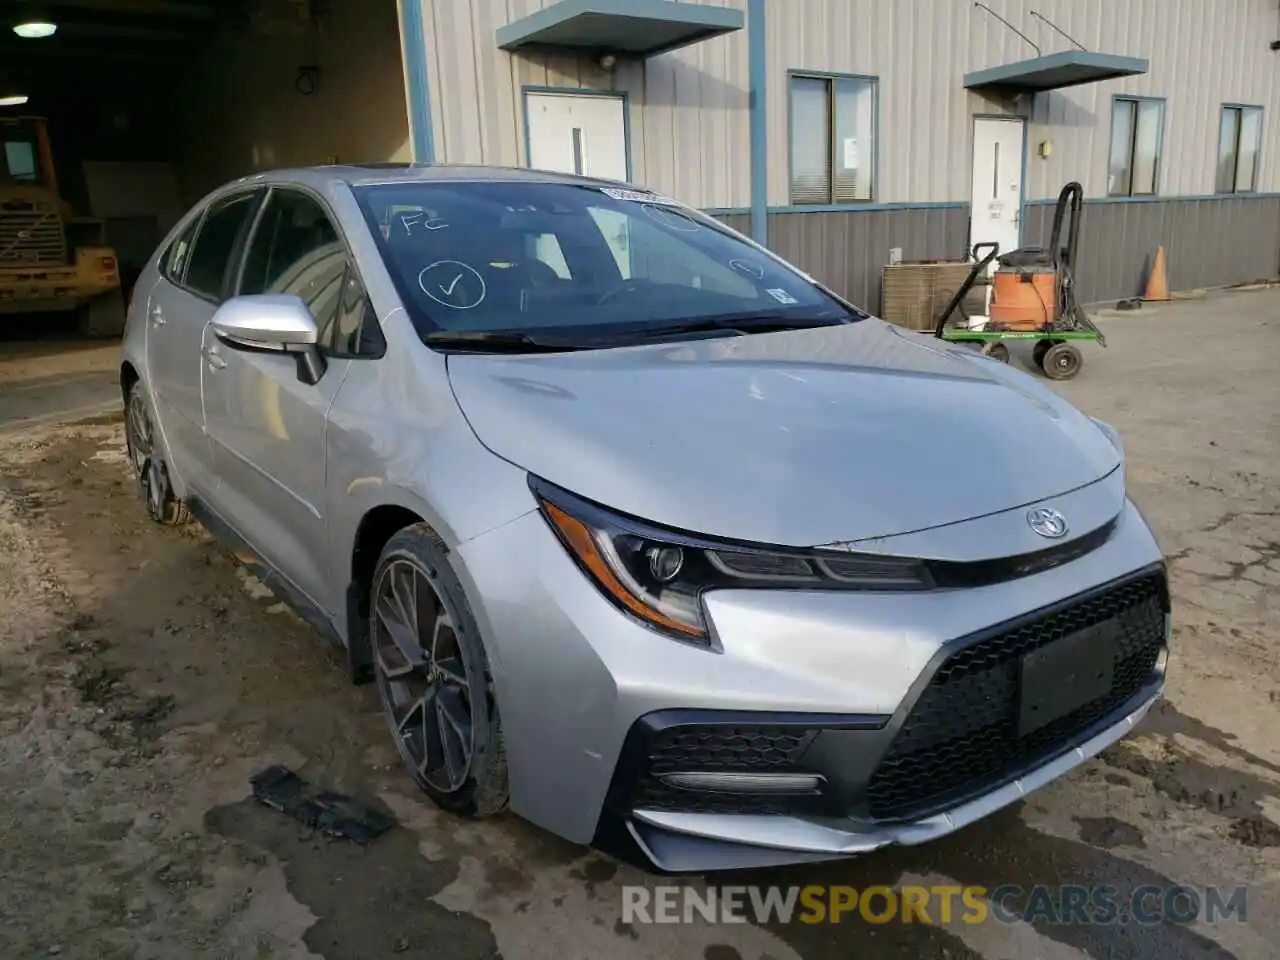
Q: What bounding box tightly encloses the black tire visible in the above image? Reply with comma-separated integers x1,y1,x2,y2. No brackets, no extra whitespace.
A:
983,341,1011,364
1033,339,1053,369
124,381,191,526
1042,342,1083,381
371,524,508,818
76,290,127,339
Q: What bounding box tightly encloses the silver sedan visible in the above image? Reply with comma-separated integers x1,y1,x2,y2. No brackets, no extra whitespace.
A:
119,164,1169,872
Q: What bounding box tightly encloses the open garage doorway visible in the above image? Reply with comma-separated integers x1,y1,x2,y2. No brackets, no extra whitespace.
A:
0,0,410,347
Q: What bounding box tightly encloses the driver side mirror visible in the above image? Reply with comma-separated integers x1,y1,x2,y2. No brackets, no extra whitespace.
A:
210,294,327,385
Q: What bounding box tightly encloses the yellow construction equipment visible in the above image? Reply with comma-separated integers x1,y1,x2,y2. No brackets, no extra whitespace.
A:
1,116,126,337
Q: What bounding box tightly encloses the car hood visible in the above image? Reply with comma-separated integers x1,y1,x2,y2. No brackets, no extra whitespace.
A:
445,320,1121,547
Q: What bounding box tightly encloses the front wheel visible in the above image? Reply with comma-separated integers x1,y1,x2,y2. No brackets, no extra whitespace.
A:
371,524,509,818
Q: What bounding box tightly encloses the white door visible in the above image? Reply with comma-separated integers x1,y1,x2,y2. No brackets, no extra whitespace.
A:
970,117,1025,260
525,91,628,181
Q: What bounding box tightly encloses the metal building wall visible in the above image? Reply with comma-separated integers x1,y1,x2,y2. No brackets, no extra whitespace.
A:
1024,196,1280,303
417,0,750,209
713,207,971,314
764,0,1280,204
406,0,1280,305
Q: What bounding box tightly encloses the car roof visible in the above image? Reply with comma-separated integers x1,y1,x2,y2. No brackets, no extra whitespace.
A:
226,163,641,193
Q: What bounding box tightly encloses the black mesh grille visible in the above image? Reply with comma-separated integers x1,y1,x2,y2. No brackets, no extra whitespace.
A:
631,724,819,815
866,572,1167,821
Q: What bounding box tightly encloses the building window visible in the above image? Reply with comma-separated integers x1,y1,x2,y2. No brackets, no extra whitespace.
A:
1217,105,1262,194
1108,97,1164,197
789,73,877,205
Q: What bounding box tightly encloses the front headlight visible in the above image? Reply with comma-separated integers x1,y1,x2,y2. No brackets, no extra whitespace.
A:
531,477,932,644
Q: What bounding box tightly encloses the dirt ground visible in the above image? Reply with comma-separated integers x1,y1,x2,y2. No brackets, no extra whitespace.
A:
0,289,1277,960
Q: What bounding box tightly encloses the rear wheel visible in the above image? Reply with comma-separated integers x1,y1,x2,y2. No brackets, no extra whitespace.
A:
982,341,1011,364
124,381,190,526
1033,339,1054,369
371,524,508,818
1041,342,1083,381
76,290,127,339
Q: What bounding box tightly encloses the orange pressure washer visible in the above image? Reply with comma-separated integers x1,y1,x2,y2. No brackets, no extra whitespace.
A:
934,181,1105,380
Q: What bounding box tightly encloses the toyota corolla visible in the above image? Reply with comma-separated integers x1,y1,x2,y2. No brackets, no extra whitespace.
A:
119,164,1169,872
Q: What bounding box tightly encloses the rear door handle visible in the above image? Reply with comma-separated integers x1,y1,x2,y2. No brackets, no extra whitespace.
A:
150,305,166,327
204,346,226,370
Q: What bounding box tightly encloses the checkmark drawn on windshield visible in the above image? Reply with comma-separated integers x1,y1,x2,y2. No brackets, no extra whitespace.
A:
440,273,464,296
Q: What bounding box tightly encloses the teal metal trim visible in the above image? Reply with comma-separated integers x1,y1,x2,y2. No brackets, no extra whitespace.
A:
1018,121,1028,245
963,50,1149,93
496,0,743,58
1024,192,1280,205
1107,94,1166,198
703,201,968,216
399,0,435,162
520,86,632,181
770,201,963,214
1217,104,1265,195
748,0,767,245
786,69,880,206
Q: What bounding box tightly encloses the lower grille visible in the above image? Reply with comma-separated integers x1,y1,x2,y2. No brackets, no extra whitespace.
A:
632,724,820,815
866,571,1167,821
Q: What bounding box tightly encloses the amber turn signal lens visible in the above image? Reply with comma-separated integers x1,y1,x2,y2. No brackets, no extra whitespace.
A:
542,501,705,638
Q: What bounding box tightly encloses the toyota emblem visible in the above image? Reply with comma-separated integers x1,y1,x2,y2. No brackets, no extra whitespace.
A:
1027,507,1069,539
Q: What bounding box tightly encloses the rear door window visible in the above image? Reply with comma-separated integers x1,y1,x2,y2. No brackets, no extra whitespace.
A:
163,215,203,285
183,191,261,300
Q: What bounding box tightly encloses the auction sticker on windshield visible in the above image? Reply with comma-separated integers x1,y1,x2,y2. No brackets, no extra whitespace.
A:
599,187,681,205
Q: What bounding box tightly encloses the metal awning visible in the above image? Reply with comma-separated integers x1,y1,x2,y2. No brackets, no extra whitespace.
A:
964,50,1149,94
496,0,744,58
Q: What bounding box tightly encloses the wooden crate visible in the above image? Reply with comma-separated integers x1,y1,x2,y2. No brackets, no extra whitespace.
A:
881,260,980,331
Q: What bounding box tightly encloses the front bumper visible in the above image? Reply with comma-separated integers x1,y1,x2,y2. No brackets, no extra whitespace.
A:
625,686,1160,872
453,493,1168,873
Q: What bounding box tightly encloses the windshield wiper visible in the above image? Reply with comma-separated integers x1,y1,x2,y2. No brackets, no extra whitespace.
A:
616,312,851,342
424,330,588,353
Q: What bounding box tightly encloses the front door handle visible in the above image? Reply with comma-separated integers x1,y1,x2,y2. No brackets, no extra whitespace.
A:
204,346,226,371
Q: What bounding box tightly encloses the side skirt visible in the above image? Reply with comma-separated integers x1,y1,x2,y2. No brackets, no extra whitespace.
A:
185,496,346,652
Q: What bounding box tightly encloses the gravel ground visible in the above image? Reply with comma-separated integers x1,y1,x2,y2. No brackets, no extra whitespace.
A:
0,289,1276,959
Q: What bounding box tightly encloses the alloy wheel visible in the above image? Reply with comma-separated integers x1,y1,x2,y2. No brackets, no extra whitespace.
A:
373,559,476,793
125,388,152,481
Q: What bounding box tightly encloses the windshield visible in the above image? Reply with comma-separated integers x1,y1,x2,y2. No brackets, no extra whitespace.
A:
353,180,859,346
1,121,42,186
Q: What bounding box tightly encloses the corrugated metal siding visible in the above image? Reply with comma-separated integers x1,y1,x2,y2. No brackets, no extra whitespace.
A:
419,0,750,208
1024,197,1280,303
766,0,1014,205
766,0,1280,204
416,1,1280,207
1017,0,1280,200
712,207,971,312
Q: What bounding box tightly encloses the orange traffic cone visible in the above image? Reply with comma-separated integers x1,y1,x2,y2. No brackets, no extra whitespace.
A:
1143,245,1170,301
